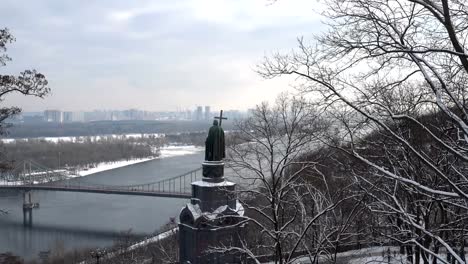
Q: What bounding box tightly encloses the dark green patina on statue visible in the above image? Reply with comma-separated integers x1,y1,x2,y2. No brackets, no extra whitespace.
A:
205,110,227,161
205,119,225,161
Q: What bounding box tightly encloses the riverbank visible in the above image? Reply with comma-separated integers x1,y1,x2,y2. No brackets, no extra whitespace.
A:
76,145,203,177
77,158,156,177
0,145,203,185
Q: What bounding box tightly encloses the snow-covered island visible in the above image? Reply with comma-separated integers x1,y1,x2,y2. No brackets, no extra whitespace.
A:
76,145,203,177
0,145,203,186
0,132,205,181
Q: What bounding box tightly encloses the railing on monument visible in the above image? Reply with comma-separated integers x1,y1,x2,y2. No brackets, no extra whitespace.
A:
45,167,202,195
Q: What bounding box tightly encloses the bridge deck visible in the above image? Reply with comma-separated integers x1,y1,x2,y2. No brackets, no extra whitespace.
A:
1,163,200,199
0,185,192,199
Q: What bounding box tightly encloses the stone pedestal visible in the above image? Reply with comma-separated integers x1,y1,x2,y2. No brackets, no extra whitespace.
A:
179,161,245,263
202,161,225,182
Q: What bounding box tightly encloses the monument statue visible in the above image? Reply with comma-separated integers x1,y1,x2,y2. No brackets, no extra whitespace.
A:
179,110,245,264
205,119,225,161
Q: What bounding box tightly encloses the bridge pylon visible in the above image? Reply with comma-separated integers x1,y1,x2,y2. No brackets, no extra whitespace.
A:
22,190,39,227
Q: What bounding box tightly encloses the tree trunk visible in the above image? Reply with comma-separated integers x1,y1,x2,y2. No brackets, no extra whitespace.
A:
415,244,420,264
407,245,414,264
398,218,405,255
415,213,421,264
432,243,438,264
276,236,283,264
459,239,466,262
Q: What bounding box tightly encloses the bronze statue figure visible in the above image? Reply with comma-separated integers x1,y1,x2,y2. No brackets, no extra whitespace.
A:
205,119,225,161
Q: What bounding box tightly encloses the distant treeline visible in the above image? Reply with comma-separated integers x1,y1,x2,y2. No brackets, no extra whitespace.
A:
165,132,206,146
4,120,234,138
1,136,165,170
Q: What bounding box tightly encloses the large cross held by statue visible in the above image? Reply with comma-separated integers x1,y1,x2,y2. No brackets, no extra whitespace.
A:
215,110,227,126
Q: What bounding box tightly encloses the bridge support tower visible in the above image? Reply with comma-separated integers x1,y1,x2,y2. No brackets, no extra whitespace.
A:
22,190,39,227
179,161,246,263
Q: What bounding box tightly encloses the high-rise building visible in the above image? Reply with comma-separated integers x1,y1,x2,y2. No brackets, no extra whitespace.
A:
185,110,192,120
44,110,63,123
224,110,242,120
63,111,73,123
204,106,211,120
72,111,85,122
196,106,203,121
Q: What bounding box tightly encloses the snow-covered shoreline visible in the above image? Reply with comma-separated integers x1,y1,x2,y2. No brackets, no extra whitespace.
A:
77,157,157,177
75,145,203,177
0,145,203,185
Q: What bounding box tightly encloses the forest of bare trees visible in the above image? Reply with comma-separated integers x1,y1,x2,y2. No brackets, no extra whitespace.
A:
0,135,164,170
222,95,361,264
249,0,468,263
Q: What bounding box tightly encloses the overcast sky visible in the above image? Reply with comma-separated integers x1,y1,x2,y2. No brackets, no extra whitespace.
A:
3,0,324,112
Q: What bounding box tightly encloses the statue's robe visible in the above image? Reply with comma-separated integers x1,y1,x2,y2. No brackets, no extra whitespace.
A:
205,124,225,161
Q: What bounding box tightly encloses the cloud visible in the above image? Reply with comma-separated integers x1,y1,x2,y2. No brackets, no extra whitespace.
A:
186,0,322,30
107,2,180,23
106,0,323,31
2,0,325,112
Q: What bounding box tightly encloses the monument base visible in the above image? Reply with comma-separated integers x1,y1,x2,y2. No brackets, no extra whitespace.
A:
202,161,224,182
179,161,246,263
179,220,245,263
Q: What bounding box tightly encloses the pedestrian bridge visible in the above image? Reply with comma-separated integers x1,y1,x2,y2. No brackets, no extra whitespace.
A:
0,162,200,199
0,160,200,227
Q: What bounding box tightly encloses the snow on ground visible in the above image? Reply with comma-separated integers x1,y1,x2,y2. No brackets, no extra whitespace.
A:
77,157,157,176
74,145,203,177
288,246,460,264
159,145,203,158
262,247,402,264
0,179,22,185
77,227,178,264
0,145,203,185
348,255,407,264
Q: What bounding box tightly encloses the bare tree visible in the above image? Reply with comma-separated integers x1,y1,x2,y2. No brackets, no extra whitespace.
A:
146,232,178,263
259,0,468,263
0,27,49,173
0,28,49,215
0,28,49,133
222,94,356,263
92,221,179,264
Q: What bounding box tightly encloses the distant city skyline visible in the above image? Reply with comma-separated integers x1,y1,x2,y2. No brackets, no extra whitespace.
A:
16,106,250,123
18,106,245,114
2,0,324,112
